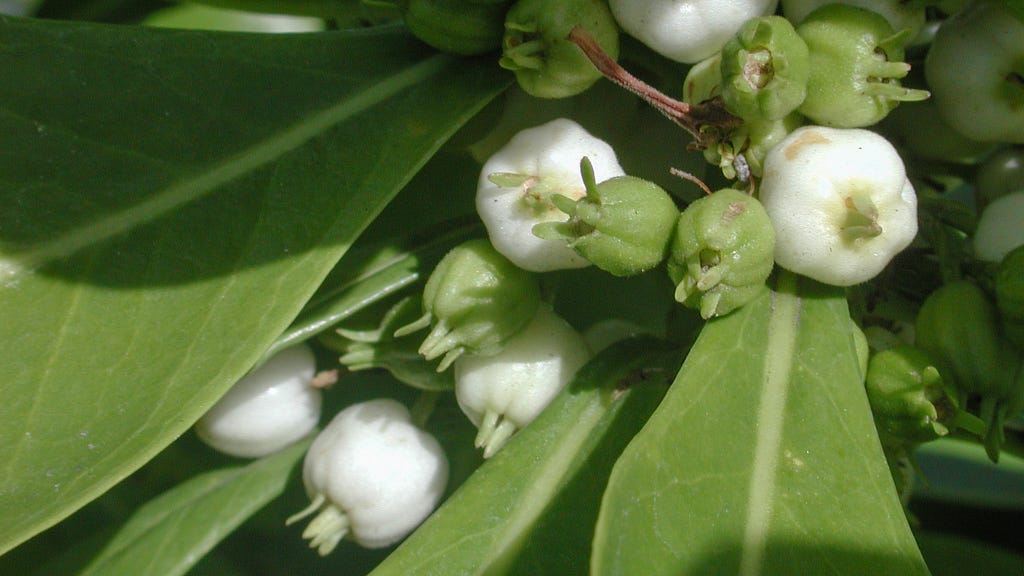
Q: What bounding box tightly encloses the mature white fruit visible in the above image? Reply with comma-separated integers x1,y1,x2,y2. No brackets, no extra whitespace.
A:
609,0,778,63
759,126,918,286
195,345,320,458
477,118,625,272
454,304,592,457
288,399,448,554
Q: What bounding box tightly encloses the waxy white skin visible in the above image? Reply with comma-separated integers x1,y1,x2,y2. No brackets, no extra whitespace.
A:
302,399,448,549
973,191,1024,263
759,126,918,286
477,118,625,272
454,304,592,431
926,0,1024,143
609,0,778,64
196,345,321,458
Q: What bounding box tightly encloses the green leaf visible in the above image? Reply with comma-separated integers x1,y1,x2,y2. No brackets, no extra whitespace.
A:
0,17,509,554
592,272,930,575
79,439,310,576
368,338,682,576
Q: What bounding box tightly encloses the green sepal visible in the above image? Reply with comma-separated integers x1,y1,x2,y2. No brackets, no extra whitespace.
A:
532,157,678,277
796,4,930,128
500,0,620,98
720,15,810,122
400,238,541,371
325,296,456,390
666,188,776,319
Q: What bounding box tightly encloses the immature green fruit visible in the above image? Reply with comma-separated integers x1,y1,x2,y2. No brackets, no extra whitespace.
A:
397,239,541,372
866,344,983,448
796,4,928,128
666,189,776,319
925,0,1024,143
915,280,1024,461
501,0,619,98
720,15,810,122
532,157,678,276
997,245,1024,349
975,147,1024,209
401,0,512,55
781,0,927,45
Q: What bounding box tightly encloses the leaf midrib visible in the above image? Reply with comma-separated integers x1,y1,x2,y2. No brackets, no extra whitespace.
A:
739,271,801,576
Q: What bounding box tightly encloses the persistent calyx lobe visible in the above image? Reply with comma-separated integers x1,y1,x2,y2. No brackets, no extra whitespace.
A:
532,157,678,277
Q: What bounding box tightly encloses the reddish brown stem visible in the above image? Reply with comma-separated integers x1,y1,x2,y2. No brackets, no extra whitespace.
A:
569,26,698,136
670,167,713,196
568,26,742,150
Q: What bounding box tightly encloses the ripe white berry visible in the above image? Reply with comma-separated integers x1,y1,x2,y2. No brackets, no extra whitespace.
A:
195,345,321,458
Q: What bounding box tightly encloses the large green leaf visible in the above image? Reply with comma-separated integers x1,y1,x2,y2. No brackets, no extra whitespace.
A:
78,439,310,576
592,272,930,575
369,338,683,576
0,16,508,554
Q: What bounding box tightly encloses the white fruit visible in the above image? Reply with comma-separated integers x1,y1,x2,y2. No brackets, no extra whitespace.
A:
195,345,321,458
454,304,592,457
287,399,448,554
609,0,779,63
759,125,918,286
477,118,625,272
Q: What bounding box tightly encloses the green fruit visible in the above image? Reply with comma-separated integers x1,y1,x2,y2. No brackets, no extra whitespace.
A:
402,0,513,55
500,0,620,98
397,238,541,371
720,15,810,122
796,4,928,128
533,157,679,277
667,189,776,319
865,344,978,447
915,280,1023,461
997,245,1024,349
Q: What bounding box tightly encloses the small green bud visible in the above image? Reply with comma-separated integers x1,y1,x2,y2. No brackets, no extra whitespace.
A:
501,0,620,98
330,297,455,391
401,0,513,56
532,157,678,277
397,239,541,372
796,4,929,128
703,112,803,179
720,15,810,122
915,280,1024,461
667,189,776,319
866,344,983,447
997,245,1024,350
